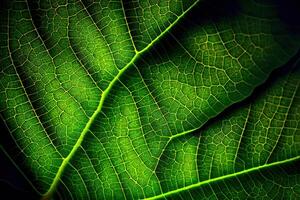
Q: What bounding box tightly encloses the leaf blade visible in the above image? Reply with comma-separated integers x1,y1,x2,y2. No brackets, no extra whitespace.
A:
0,0,300,199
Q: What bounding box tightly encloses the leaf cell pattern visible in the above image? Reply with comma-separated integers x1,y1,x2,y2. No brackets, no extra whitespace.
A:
0,0,299,199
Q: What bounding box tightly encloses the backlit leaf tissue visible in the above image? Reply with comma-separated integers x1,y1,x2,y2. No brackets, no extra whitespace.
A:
0,0,299,199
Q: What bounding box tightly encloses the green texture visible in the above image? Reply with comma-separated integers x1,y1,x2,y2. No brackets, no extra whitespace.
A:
0,0,299,199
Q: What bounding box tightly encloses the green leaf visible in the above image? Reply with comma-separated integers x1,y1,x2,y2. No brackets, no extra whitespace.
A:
0,0,299,199
153,62,300,199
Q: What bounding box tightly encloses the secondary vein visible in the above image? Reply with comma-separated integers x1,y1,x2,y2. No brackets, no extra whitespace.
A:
144,155,300,200
41,1,200,198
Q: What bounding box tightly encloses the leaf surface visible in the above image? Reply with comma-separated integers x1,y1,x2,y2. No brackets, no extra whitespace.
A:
0,0,299,199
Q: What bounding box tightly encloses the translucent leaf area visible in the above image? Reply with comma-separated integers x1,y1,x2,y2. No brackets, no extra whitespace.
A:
0,0,299,199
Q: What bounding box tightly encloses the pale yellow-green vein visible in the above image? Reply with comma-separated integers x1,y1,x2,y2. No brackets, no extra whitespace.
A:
145,155,300,200
41,1,201,199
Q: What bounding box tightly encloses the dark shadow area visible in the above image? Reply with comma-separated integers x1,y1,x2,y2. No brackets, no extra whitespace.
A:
191,48,300,137
277,0,300,32
0,0,10,10
181,0,241,28
0,120,39,199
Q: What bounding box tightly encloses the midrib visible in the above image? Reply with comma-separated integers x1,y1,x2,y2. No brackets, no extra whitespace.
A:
41,1,200,199
145,155,300,200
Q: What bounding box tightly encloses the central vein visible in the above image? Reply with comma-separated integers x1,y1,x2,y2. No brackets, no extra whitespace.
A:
41,1,200,199
41,53,140,199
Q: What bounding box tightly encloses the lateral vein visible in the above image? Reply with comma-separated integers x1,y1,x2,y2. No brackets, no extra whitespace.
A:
41,0,201,198
144,155,300,200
